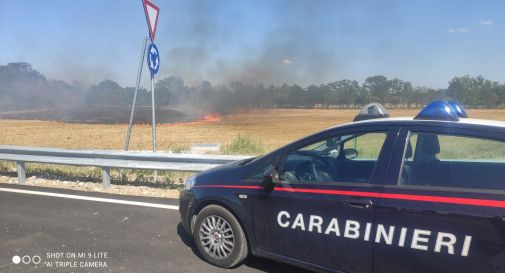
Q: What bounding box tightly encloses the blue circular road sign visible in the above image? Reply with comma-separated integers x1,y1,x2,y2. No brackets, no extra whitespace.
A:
147,43,160,75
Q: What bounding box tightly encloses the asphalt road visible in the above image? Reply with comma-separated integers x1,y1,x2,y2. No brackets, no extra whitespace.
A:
0,184,310,273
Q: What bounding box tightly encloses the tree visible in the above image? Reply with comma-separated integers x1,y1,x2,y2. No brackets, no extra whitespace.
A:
86,80,128,107
448,75,500,107
364,75,391,102
328,80,361,105
289,85,307,107
155,76,187,106
306,85,330,106
389,78,413,105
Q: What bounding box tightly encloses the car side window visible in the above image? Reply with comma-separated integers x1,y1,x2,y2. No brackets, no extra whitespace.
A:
280,132,387,184
399,132,505,191
343,133,386,160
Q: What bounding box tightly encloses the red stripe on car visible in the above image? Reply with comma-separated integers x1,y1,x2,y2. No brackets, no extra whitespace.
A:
193,185,505,208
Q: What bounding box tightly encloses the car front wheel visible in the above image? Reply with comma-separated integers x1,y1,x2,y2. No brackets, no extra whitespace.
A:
193,205,248,268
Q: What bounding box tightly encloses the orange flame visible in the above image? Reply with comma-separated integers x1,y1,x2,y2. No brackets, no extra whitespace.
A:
161,113,222,127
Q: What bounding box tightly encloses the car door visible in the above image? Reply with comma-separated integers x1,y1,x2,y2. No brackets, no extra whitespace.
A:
252,126,399,273
374,125,505,273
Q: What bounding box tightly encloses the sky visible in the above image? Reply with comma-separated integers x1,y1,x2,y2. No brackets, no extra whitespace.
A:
0,0,504,88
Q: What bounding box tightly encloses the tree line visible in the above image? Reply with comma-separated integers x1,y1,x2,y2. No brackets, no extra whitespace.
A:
86,73,505,111
2,62,505,113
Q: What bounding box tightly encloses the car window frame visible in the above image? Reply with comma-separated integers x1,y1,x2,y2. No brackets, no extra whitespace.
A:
275,125,400,186
386,125,505,195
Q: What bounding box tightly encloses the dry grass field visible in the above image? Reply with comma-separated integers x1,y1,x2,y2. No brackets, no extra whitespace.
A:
1,108,505,153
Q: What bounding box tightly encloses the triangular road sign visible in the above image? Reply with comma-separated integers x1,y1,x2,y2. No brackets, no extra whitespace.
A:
143,0,159,42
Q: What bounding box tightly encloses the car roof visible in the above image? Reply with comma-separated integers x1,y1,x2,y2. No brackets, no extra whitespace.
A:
329,117,505,131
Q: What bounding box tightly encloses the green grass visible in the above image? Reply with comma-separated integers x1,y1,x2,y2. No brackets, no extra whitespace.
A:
167,144,190,153
222,134,266,155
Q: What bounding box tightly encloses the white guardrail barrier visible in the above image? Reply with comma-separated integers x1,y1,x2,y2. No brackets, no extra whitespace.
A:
0,145,252,189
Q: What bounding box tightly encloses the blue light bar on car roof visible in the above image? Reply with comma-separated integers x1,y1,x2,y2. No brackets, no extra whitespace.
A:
447,101,468,118
414,101,462,121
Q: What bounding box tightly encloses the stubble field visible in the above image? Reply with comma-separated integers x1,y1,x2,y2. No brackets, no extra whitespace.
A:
1,108,505,153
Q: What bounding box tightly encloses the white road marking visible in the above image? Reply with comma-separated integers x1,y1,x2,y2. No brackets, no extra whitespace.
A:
0,187,179,210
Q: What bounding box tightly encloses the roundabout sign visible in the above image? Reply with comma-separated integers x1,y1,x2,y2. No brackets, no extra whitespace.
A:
147,43,159,76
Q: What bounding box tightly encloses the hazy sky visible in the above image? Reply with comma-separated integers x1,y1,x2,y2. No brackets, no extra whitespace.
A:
0,0,504,88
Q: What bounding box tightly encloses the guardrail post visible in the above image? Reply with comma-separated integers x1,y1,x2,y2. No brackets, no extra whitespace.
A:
102,167,111,189
16,161,26,184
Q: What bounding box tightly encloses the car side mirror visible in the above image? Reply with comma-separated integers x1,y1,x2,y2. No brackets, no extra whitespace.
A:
344,148,358,160
263,168,279,191
263,175,274,191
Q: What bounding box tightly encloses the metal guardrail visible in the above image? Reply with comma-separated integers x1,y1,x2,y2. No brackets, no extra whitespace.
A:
0,145,252,189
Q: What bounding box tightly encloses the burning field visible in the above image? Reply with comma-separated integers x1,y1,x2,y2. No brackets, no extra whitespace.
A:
1,108,505,153
0,107,199,124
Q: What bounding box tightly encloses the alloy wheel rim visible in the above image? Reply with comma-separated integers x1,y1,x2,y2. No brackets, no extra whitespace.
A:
199,215,235,259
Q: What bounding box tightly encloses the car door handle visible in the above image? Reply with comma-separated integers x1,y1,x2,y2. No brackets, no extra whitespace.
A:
344,198,373,209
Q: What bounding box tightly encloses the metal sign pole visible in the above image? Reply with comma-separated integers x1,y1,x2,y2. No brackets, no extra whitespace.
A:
151,73,157,181
124,37,149,151
151,74,157,152
145,42,159,181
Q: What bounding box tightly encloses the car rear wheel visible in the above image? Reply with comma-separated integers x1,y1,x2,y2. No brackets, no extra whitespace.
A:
193,205,248,268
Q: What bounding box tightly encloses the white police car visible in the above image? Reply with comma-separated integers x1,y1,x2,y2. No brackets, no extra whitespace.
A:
180,101,505,273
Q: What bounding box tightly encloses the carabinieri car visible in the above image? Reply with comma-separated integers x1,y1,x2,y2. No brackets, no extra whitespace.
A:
179,101,505,273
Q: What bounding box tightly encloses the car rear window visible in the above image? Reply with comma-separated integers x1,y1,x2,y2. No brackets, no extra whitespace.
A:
399,132,505,191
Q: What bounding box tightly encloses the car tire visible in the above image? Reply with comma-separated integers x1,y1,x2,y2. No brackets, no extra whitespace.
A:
193,204,248,268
